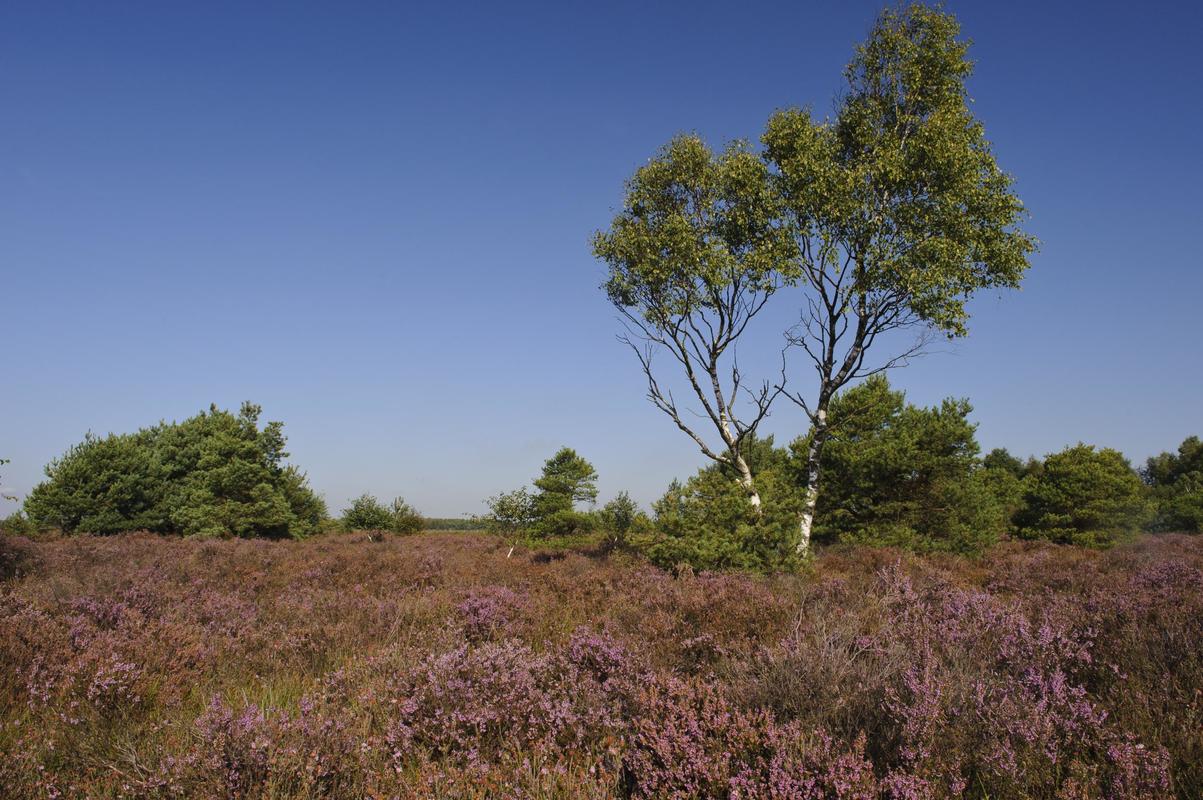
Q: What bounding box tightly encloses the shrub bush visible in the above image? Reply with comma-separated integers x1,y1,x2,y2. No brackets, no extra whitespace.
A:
1144,435,1203,532
340,494,423,534
1,511,35,536
791,376,1009,553
22,403,325,538
598,491,648,551
535,508,596,538
979,448,1029,534
648,454,801,572
389,497,424,534
1015,444,1151,546
484,487,536,545
340,494,393,532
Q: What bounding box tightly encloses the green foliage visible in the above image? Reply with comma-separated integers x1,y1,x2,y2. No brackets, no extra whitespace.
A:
597,491,647,550
983,447,1026,477
599,491,638,534
24,403,325,538
422,517,487,531
593,135,798,327
485,488,536,540
792,376,1006,554
1015,444,1152,547
389,497,424,534
340,494,423,534
531,447,599,537
649,437,802,572
535,508,596,539
763,5,1036,340
1,510,35,536
979,448,1031,530
1144,436,1203,533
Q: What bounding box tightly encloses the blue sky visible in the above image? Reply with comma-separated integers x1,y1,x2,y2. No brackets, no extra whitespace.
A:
2,0,1200,516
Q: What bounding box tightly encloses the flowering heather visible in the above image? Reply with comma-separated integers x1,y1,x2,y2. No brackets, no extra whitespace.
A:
1,532,1200,798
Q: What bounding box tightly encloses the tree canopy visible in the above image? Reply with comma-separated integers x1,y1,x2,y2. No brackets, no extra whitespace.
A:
593,136,796,514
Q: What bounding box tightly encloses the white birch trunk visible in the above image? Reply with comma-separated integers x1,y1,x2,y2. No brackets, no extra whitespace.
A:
796,408,827,557
736,458,763,514
797,485,817,557
720,410,762,515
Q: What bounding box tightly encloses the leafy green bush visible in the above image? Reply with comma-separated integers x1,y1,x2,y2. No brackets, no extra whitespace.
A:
23,403,325,538
598,491,648,550
484,487,536,555
340,494,393,531
791,377,1008,554
1144,436,1203,533
535,508,596,538
1015,444,1151,547
340,495,423,534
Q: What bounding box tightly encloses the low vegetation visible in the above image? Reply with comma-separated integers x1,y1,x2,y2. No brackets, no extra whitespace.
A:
1,532,1199,798
339,494,423,535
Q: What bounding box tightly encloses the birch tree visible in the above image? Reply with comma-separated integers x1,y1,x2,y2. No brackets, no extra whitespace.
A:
764,5,1036,555
593,136,798,513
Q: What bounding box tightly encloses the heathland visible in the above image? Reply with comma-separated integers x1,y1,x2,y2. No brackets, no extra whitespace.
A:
1,531,1199,798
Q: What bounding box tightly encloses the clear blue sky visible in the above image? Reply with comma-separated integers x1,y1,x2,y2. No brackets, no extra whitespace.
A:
2,1,1200,516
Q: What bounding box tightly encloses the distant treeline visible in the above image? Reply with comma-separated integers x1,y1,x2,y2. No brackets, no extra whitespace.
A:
423,517,486,531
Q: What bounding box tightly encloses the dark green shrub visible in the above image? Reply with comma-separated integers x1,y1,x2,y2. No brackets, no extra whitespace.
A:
791,377,1008,554
24,403,325,538
983,447,1026,477
1144,436,1203,533
978,464,1026,534
648,452,802,572
535,508,595,538
341,494,394,532
1015,444,1151,547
